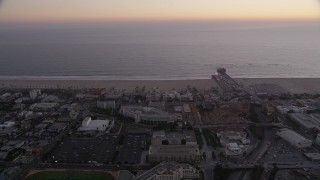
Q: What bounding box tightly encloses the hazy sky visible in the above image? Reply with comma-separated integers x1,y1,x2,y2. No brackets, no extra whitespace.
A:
0,0,319,23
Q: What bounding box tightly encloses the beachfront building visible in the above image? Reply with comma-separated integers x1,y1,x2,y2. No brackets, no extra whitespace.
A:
29,89,41,99
276,128,312,149
120,106,176,124
78,117,112,131
135,162,200,180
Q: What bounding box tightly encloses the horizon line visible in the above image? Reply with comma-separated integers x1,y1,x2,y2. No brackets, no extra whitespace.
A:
1,17,319,25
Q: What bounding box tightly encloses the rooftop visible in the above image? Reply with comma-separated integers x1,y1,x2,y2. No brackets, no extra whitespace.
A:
276,128,312,146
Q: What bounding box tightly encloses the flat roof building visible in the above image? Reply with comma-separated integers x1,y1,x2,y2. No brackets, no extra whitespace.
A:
120,106,176,124
135,162,200,180
288,113,320,130
148,145,200,163
304,153,320,162
30,103,59,111
276,128,312,149
97,100,117,109
78,117,112,131
30,89,41,99
0,121,15,128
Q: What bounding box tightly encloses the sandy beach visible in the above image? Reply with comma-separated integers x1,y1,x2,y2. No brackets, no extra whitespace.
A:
0,79,215,91
0,78,320,94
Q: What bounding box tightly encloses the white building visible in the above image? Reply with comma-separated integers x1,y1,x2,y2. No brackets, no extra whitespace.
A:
29,89,41,99
0,121,15,128
78,117,112,131
276,128,312,149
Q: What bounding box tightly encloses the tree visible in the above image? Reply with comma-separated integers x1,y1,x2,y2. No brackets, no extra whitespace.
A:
162,140,169,145
202,152,206,159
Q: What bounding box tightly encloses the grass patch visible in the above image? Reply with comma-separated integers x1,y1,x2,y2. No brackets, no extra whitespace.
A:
26,171,114,180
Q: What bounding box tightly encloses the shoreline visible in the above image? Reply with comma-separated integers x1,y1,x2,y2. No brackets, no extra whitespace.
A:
0,78,320,93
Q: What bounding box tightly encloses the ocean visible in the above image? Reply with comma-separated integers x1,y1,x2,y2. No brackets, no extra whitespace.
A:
0,20,319,80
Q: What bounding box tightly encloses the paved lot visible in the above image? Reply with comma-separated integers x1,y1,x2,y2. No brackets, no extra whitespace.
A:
262,138,307,163
46,135,119,164
117,134,147,164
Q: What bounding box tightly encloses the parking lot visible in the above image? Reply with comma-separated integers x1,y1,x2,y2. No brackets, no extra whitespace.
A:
262,138,307,163
46,135,119,164
117,134,147,164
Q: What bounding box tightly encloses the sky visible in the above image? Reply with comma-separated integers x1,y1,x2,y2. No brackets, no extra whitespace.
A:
0,0,319,23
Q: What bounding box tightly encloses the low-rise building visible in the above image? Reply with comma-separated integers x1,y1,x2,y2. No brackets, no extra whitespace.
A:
0,140,25,160
152,131,166,138
30,103,59,111
287,113,320,130
304,153,320,162
148,145,201,162
29,89,41,99
41,95,63,103
75,93,99,101
120,106,176,123
217,131,251,158
180,92,193,102
47,123,67,134
217,131,250,145
0,121,15,128
149,131,200,163
78,117,112,131
276,128,312,149
275,106,306,114
97,100,117,109
135,162,200,180
148,101,165,110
